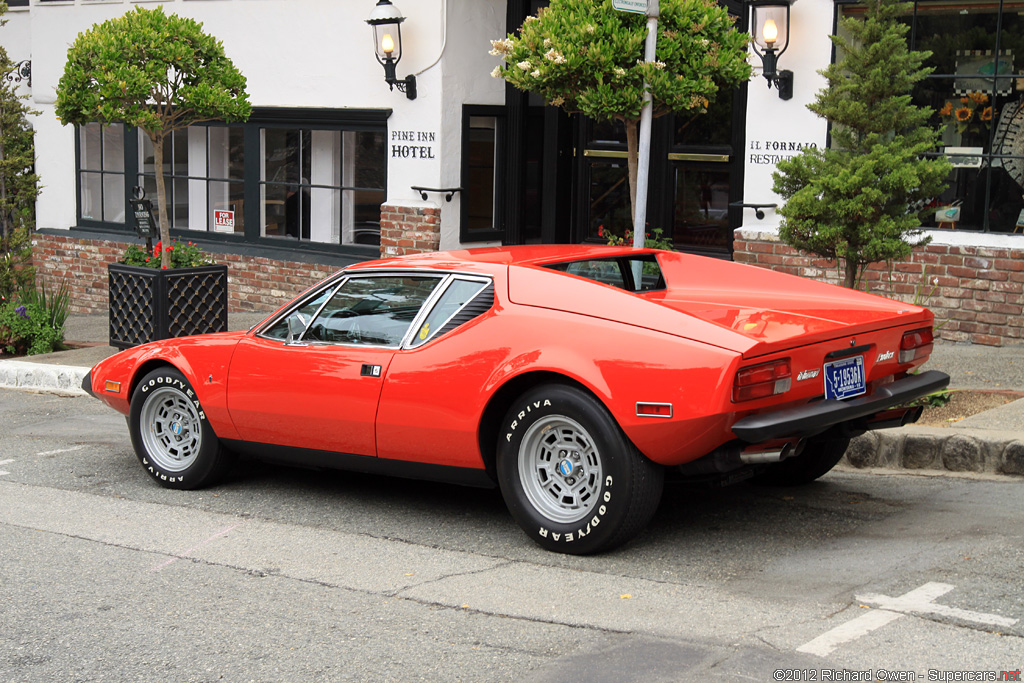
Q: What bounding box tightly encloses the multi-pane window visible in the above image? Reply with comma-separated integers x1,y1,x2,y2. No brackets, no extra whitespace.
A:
79,123,126,224
260,128,386,246
138,126,245,234
75,111,388,250
842,1,1024,234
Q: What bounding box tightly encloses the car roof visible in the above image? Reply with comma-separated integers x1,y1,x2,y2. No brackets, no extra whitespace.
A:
347,245,659,275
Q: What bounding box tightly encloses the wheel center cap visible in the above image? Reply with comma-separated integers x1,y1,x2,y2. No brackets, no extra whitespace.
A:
557,459,575,477
170,421,183,436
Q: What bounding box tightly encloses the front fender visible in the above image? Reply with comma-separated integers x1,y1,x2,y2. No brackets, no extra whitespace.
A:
86,332,245,440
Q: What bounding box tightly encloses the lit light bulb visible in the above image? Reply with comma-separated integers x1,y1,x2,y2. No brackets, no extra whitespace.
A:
381,33,395,54
762,18,778,46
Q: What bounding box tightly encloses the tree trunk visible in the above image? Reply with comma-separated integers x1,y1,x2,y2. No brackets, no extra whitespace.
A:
150,132,171,269
844,259,859,289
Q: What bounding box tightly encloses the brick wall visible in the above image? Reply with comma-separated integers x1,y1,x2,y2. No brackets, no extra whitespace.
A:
32,232,351,315
379,202,441,258
734,229,1024,346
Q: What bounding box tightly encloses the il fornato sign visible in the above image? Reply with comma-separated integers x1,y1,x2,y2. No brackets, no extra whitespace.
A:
613,0,648,13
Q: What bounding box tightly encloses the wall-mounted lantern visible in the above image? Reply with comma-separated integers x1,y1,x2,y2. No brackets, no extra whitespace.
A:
749,0,795,100
366,0,417,100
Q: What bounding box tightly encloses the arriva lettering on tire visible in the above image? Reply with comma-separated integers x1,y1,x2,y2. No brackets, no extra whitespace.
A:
505,399,552,442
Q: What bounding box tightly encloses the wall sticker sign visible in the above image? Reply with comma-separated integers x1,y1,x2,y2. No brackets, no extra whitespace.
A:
749,139,818,165
392,130,437,159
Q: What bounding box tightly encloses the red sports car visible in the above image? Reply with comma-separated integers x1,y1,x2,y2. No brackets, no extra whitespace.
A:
84,246,948,554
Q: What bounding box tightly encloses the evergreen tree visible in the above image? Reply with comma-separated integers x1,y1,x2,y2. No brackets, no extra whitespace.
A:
56,6,250,268
772,0,950,288
492,0,750,223
0,0,41,300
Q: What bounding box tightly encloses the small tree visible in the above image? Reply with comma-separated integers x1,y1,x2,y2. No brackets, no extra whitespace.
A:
0,0,41,301
772,0,951,289
55,6,251,268
492,0,750,222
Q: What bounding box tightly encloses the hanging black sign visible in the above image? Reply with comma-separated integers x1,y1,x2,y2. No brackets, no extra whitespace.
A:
130,198,156,238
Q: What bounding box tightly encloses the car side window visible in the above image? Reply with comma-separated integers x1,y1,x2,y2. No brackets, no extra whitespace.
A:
262,287,337,341
546,256,665,292
305,275,443,346
409,278,490,347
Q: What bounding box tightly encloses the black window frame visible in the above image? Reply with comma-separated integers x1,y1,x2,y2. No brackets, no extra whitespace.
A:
461,105,506,243
73,107,391,259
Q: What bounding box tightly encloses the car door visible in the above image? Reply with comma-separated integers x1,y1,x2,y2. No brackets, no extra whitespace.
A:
226,273,444,456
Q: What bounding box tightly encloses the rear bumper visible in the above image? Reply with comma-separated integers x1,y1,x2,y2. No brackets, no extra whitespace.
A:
731,370,950,443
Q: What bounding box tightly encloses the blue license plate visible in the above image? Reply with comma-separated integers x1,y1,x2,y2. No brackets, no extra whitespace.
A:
824,355,866,401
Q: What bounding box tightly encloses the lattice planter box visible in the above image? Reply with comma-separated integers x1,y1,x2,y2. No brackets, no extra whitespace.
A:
108,263,228,349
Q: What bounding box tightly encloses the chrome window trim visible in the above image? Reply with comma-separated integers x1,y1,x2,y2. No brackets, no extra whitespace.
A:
256,270,488,350
404,275,492,350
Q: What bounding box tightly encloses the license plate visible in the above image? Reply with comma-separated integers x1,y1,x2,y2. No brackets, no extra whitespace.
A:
824,355,866,401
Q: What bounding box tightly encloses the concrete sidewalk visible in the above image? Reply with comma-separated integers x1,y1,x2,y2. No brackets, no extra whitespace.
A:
1,313,1022,477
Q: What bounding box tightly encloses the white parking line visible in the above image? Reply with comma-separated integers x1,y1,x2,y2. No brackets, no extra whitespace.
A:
797,582,1019,657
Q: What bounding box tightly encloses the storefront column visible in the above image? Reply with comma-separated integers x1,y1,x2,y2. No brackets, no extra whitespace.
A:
379,201,442,258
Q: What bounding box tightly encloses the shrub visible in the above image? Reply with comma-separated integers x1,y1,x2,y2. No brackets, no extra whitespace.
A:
0,281,69,356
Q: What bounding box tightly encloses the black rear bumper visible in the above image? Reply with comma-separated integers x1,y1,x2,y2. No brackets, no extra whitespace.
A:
731,370,951,443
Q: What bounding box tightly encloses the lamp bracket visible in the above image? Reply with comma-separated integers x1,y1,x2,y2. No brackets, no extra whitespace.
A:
389,74,417,100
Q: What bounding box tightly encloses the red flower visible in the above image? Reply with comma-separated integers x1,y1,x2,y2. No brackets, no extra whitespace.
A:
166,246,174,252
145,257,150,262
161,265,168,270
598,225,604,237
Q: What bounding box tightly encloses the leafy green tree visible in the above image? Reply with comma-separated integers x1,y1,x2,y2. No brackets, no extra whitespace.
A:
0,1,41,301
55,6,251,268
492,0,750,220
772,0,950,289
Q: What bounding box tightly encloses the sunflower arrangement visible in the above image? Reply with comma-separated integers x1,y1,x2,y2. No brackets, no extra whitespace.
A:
940,91,993,135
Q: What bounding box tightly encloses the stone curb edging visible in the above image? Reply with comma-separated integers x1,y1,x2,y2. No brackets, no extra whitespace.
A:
0,360,88,396
845,428,1024,477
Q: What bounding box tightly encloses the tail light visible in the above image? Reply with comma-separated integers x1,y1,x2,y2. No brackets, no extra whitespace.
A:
732,358,791,402
900,327,934,363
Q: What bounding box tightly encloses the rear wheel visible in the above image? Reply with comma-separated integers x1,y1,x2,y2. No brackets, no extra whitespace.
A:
753,435,850,486
129,367,235,489
497,384,664,554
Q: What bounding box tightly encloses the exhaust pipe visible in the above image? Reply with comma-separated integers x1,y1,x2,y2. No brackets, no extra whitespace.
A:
739,438,805,464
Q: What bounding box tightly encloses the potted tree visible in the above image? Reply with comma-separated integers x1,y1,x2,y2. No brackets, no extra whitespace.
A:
54,6,251,348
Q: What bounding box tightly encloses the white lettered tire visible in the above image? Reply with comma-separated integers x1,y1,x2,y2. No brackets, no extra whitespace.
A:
497,384,664,554
128,367,234,490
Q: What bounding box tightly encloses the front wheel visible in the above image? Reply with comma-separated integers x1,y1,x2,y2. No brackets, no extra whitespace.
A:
128,367,235,489
497,384,664,554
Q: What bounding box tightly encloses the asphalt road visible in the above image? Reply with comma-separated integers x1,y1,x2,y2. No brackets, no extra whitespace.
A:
1,389,1022,682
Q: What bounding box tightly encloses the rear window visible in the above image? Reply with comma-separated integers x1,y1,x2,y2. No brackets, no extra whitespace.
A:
545,255,665,292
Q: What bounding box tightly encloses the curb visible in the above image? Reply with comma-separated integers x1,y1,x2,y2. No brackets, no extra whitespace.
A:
2,357,1022,478
845,426,1024,477
0,360,88,396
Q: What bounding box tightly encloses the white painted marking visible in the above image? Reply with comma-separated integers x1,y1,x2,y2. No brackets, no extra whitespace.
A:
858,583,1018,628
35,445,88,456
152,524,242,572
797,582,1018,657
0,459,14,466
0,471,9,477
